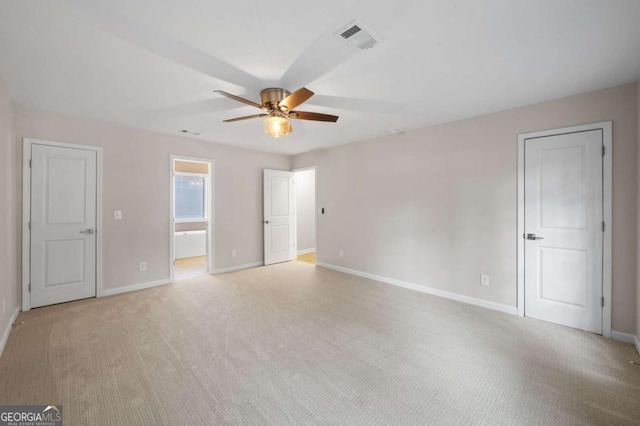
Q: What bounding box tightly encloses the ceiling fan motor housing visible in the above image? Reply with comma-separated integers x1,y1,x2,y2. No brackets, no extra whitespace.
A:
261,88,291,110
216,87,338,125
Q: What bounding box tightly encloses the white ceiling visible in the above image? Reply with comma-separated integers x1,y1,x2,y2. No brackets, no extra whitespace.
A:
0,0,639,155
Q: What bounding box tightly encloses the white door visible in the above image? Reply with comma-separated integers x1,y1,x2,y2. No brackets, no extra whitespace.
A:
524,130,603,333
30,144,97,308
264,169,295,265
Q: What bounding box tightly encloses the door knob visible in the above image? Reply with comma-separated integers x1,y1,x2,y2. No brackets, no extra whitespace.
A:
526,233,543,240
80,228,95,235
264,220,270,224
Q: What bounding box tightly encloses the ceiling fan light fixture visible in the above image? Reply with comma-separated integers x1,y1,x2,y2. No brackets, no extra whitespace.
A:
216,87,337,137
263,115,291,138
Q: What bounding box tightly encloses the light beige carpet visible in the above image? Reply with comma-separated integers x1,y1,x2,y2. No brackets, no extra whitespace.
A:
1,262,639,425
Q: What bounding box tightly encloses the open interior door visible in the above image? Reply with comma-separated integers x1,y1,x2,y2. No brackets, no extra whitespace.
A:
264,169,295,265
524,129,603,333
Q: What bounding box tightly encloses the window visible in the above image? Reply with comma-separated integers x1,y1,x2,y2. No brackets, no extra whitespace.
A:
174,174,207,220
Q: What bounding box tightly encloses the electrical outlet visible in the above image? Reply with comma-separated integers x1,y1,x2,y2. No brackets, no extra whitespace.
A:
338,249,344,258
114,210,122,220
139,261,147,271
231,249,237,257
480,274,490,286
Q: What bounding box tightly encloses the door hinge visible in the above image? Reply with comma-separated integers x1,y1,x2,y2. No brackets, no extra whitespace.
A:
601,146,605,156
602,221,605,232
29,159,32,168
601,297,604,307
28,221,31,230
28,283,31,292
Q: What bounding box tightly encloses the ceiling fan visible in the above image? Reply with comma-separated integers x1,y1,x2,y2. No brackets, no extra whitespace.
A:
215,87,339,138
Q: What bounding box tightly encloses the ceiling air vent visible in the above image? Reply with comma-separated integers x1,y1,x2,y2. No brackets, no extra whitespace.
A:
335,20,381,51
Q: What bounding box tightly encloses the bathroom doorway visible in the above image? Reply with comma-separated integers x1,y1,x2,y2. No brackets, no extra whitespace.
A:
170,156,215,281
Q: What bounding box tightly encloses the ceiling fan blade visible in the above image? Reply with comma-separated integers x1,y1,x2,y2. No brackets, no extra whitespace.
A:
215,90,265,110
223,114,268,122
279,87,314,111
64,1,264,89
288,111,339,122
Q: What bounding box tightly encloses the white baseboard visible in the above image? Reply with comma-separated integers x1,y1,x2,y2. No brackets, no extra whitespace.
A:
0,307,20,360
611,330,636,344
297,248,316,255
213,262,262,275
635,335,640,355
317,262,518,315
101,279,171,297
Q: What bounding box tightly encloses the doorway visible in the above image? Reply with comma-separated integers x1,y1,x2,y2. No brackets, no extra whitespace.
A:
22,138,103,311
170,156,215,281
517,122,612,336
294,167,317,265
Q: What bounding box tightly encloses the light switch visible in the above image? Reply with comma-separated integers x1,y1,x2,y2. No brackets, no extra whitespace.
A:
114,210,122,220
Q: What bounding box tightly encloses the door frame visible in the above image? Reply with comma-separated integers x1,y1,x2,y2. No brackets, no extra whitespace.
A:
292,166,318,258
21,138,104,312
516,121,612,337
169,155,215,282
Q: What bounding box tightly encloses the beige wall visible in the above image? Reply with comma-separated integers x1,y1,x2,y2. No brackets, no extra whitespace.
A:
16,111,290,291
292,83,638,334
0,76,18,344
